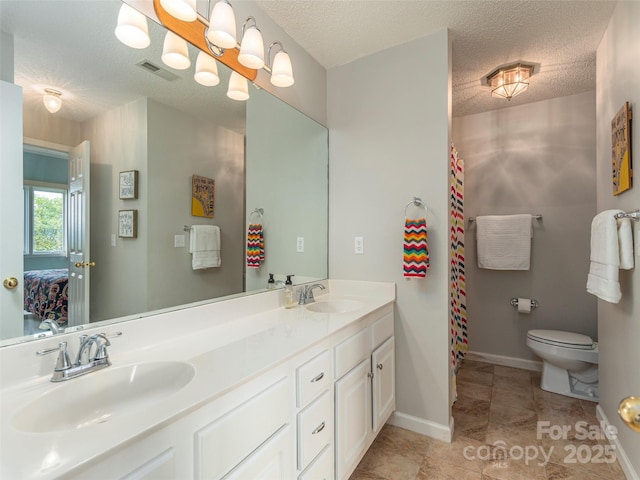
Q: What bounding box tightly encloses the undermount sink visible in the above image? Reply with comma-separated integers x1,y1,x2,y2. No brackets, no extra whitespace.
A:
12,361,195,433
305,299,363,314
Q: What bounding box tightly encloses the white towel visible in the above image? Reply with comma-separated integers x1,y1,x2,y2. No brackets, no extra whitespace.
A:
189,225,221,270
476,214,532,270
586,210,634,303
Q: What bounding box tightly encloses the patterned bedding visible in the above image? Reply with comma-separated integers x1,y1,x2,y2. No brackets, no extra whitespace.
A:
23,269,69,324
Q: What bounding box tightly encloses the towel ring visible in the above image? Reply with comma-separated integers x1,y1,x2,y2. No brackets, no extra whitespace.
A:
249,208,264,223
404,197,428,217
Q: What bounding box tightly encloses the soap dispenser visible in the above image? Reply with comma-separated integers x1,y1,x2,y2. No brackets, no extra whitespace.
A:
283,275,296,308
267,273,276,290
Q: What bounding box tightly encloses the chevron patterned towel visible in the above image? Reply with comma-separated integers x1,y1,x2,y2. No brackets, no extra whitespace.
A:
404,218,430,278
246,223,264,268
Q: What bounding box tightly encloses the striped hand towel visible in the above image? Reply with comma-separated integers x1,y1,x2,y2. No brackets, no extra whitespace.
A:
404,218,430,278
246,223,264,268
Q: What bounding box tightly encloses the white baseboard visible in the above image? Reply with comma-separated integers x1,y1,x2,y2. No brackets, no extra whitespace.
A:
388,411,453,443
466,350,542,372
596,405,639,480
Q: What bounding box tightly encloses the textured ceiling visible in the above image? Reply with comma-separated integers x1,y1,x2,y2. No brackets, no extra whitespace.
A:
1,0,617,123
255,0,617,116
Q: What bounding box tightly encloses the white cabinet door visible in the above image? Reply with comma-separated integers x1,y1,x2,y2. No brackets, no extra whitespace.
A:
334,358,371,480
223,425,292,480
372,336,395,433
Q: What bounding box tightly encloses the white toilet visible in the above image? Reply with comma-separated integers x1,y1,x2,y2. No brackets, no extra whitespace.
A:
526,329,599,402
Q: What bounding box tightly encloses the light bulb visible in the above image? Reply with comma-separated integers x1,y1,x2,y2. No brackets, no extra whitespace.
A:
227,71,249,101
238,26,264,69
207,1,237,49
161,31,190,70
194,52,220,86
270,50,294,87
115,4,150,49
160,0,197,22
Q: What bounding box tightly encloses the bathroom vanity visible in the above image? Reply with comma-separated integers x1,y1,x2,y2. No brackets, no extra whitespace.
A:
0,280,395,480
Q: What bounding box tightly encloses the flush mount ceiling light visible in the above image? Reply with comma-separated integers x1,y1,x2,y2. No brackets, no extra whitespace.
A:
115,0,295,101
43,88,62,114
486,63,534,101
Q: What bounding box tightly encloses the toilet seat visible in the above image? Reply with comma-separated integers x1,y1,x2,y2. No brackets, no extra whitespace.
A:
527,329,594,350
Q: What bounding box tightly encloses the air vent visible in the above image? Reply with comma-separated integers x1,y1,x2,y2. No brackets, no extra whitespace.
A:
136,60,180,81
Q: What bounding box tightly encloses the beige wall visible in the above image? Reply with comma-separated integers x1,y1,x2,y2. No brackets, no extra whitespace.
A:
328,31,453,438
595,1,640,476
453,92,598,363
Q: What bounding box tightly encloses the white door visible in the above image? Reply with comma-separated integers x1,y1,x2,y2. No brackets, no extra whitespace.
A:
334,359,371,480
67,141,91,327
0,81,24,339
372,337,396,432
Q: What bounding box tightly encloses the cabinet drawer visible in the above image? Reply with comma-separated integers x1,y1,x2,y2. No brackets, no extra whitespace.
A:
371,312,393,349
194,377,290,480
297,390,332,471
299,445,333,480
297,349,331,408
334,328,369,379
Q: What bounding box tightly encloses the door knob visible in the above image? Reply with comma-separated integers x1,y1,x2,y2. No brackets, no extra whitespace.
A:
3,277,18,289
74,261,96,268
618,396,640,432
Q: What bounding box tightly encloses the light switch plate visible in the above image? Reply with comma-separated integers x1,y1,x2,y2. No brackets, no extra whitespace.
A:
174,235,185,248
111,234,116,247
296,237,304,253
354,236,364,254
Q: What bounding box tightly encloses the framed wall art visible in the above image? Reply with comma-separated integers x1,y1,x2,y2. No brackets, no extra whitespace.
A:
119,170,139,199
118,210,138,238
612,102,632,196
192,174,215,218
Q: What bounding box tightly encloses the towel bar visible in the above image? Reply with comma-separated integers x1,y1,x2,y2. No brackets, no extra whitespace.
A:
469,214,543,222
615,210,640,222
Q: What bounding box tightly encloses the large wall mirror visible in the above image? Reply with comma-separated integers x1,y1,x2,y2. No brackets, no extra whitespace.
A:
0,0,328,346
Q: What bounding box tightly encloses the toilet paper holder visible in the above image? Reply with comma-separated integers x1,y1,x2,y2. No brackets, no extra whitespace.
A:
510,298,539,309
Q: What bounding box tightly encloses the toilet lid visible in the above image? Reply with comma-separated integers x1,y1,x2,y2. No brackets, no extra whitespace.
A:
527,329,594,349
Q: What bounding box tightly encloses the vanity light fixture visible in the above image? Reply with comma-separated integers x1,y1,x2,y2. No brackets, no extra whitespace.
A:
486,63,534,101
227,71,249,101
194,51,220,86
238,17,265,69
161,31,191,70
115,0,295,101
159,0,197,22
267,41,294,87
115,3,151,49
43,88,62,114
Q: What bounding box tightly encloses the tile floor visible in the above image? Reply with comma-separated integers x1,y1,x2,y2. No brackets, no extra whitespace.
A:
350,359,627,480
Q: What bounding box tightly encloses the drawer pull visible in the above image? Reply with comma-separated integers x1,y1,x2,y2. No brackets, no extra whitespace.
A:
377,363,384,370
310,372,325,383
312,422,326,435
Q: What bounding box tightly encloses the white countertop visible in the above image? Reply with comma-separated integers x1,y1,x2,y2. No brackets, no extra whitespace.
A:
0,279,395,479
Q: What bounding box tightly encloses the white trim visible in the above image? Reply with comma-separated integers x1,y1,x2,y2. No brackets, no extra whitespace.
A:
23,137,71,155
596,405,639,480
387,411,453,443
23,179,67,190
466,350,542,372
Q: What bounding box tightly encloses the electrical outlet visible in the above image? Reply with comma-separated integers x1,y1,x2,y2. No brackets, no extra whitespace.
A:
174,234,185,248
354,236,364,254
296,236,304,253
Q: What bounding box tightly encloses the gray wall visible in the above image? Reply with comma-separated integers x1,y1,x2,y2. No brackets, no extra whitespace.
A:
452,91,598,362
595,1,640,474
328,31,453,438
147,99,245,310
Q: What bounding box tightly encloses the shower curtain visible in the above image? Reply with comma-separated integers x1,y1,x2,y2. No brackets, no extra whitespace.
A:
450,144,468,385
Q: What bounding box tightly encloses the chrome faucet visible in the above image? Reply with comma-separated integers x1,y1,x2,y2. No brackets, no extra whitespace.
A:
39,319,62,334
36,332,121,382
298,284,326,305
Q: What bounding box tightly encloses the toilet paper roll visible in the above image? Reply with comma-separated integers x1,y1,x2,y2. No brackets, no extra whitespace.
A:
517,297,532,314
